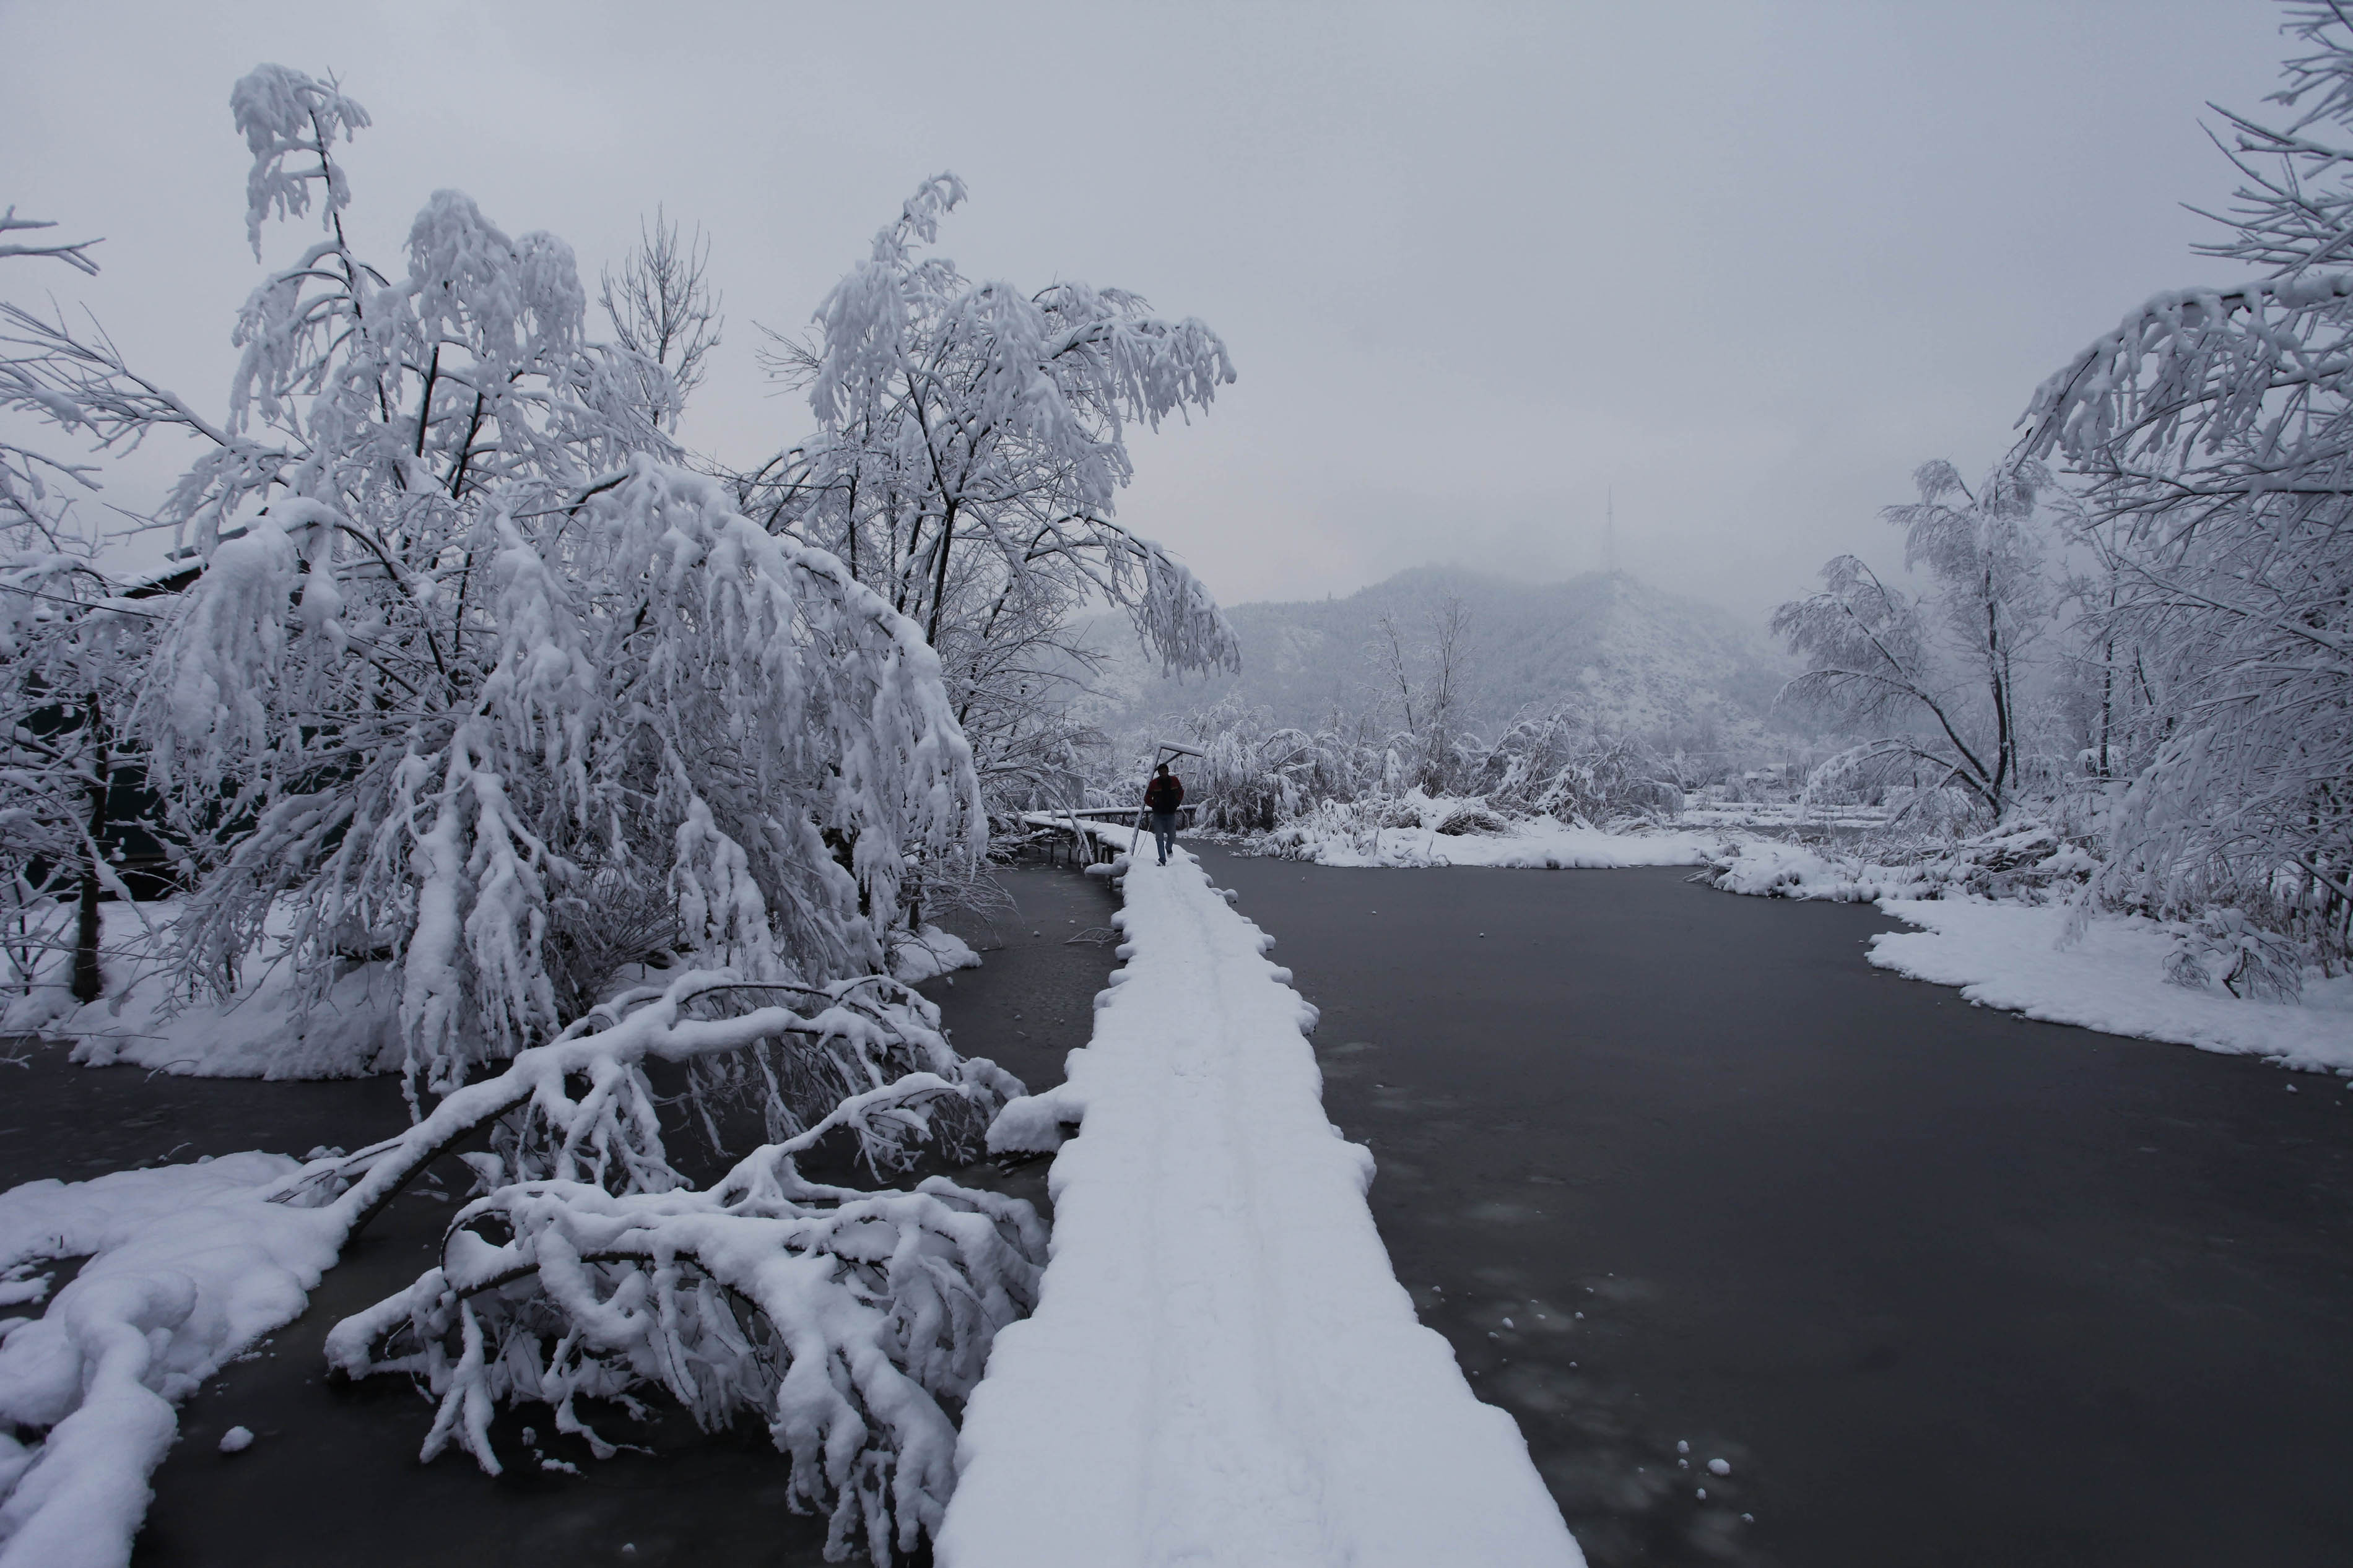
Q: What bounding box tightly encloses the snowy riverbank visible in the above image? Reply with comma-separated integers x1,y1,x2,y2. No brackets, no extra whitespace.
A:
1248,797,1728,870
943,846,1582,1567
1703,838,2353,1075
4,901,980,1080
1243,813,2352,1076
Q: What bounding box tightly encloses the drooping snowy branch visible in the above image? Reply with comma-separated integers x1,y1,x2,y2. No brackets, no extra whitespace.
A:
0,209,100,276
0,214,174,1021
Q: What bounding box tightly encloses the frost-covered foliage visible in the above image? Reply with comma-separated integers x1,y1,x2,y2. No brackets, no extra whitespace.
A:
1,209,103,535
1773,460,2059,824
1167,696,1372,833
2017,3,2353,964
0,72,1033,1557
0,551,157,1022
738,176,1239,815
1160,682,1687,856
79,69,981,1104
1472,706,1685,825
144,456,981,1101
1704,820,2098,905
0,212,171,1023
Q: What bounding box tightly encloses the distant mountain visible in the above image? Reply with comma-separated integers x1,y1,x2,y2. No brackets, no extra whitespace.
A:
1087,566,1795,748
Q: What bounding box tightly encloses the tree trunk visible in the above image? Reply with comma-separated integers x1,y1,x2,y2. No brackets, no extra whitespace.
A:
71,695,108,1005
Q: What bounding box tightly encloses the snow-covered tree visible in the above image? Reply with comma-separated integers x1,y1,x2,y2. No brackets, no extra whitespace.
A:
0,551,156,1013
1774,460,2058,823
0,212,170,1015
2021,1,2353,961
599,207,723,432
1,209,103,537
4,69,1035,1553
1370,592,1476,794
737,176,1240,816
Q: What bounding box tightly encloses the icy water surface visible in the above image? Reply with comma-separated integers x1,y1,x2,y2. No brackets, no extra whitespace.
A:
1,860,1114,1568
1199,846,2353,1568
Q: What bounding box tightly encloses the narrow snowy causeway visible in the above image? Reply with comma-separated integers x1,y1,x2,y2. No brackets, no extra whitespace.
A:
941,847,1583,1567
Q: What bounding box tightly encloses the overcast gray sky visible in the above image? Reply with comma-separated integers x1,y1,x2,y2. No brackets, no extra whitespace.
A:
2,0,2292,618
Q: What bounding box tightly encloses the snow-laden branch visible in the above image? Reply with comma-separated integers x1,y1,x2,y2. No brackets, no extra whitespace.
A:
2011,5,2353,956
307,964,1035,1563
1,961,1037,1568
0,210,100,277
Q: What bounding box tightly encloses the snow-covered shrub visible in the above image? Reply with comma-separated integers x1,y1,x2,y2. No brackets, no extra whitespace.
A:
1703,818,2097,907
1473,707,1681,825
1918,821,2097,903
1432,800,1507,836
1258,796,1390,864
1166,696,1372,833
2162,907,2306,1003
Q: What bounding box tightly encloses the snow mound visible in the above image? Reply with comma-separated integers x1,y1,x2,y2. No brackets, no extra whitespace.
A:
941,849,1581,1567
0,1154,347,1568
18,902,401,1081
890,925,983,985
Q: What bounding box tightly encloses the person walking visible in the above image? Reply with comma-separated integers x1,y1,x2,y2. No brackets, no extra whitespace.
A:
1143,761,1185,865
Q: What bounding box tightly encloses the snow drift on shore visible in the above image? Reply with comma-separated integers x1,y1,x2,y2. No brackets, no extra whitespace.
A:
10,903,979,1080
1253,795,1726,870
1706,840,2353,1073
941,846,1581,1567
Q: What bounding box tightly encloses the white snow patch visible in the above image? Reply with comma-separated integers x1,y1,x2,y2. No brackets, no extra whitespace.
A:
15,902,401,1081
215,1427,253,1455
889,925,983,985
0,1154,348,1568
1868,897,2353,1073
942,848,1581,1567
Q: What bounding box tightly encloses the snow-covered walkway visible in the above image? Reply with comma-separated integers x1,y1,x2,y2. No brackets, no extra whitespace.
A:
940,847,1581,1567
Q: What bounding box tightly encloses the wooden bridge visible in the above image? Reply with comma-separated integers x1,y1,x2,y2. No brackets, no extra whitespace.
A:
1017,805,1199,867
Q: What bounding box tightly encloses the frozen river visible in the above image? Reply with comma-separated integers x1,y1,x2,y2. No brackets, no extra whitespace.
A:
6,851,2348,1566
1196,847,2353,1568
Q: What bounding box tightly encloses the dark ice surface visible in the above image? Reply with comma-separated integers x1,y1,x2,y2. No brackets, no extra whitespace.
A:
1196,846,2353,1568
0,860,1115,1568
